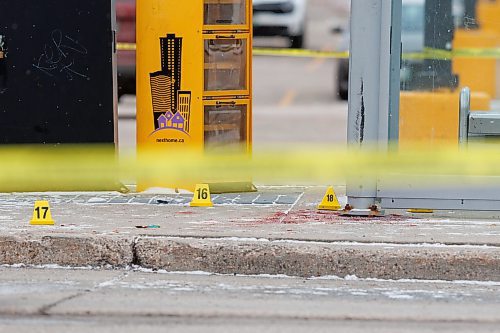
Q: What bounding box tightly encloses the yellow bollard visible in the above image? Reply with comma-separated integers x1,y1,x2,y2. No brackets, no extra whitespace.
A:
399,91,490,148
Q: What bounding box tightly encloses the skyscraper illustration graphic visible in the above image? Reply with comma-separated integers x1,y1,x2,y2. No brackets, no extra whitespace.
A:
150,34,191,135
150,71,173,130
160,34,182,112
177,91,192,132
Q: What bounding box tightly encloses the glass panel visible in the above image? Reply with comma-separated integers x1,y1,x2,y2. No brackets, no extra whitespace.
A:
204,38,247,92
204,104,247,151
399,0,466,149
400,0,459,93
400,0,426,91
204,0,246,26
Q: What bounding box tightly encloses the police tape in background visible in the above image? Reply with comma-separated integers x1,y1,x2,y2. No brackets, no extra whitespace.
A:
2,144,500,191
117,43,500,60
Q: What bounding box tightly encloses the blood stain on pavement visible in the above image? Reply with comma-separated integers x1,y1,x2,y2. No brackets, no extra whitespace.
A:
255,210,409,225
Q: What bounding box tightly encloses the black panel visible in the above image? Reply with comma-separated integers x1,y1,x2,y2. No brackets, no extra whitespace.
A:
420,0,458,90
0,0,115,144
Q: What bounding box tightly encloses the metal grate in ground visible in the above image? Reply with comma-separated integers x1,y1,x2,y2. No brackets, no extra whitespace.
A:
0,192,303,206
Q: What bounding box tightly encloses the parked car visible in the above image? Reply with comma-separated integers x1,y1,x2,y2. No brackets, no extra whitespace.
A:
116,0,136,98
253,0,307,48
336,0,425,100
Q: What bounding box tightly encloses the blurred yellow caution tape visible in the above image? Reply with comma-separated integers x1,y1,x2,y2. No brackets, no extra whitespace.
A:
117,43,137,51
2,144,500,192
405,47,500,60
253,48,500,60
251,47,500,60
252,48,349,59
117,42,500,60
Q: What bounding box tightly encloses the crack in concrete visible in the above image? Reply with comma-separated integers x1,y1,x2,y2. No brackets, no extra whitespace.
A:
131,236,140,266
38,292,86,316
38,269,132,316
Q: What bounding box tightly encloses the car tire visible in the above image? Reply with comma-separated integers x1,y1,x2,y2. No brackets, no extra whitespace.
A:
289,33,304,49
338,77,348,100
338,86,348,101
336,60,349,101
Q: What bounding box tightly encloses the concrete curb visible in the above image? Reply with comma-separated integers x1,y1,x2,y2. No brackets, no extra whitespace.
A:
0,236,133,267
1,235,499,281
135,237,500,281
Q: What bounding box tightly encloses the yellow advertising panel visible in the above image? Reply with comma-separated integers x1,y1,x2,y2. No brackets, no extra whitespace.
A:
137,0,204,151
136,0,204,191
136,0,253,192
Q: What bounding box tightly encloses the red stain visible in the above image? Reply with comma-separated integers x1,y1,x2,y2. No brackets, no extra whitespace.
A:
176,211,196,215
254,210,408,225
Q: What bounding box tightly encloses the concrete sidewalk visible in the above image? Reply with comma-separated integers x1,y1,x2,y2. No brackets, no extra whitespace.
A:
0,186,499,281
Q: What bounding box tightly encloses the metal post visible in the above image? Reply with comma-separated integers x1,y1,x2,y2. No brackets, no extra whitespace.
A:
459,87,471,146
346,0,401,210
388,0,402,143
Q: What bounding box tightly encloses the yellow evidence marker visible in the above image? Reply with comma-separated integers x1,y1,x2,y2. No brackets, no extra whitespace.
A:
318,186,342,211
30,201,55,225
190,184,213,207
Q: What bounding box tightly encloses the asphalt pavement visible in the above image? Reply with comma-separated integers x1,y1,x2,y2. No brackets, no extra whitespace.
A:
0,267,499,333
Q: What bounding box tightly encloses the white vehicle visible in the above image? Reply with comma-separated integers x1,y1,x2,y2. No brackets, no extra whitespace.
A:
252,0,307,48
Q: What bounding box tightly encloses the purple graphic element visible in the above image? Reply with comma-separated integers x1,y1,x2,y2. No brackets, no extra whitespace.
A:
157,114,167,129
153,111,187,135
165,111,174,122
172,113,185,130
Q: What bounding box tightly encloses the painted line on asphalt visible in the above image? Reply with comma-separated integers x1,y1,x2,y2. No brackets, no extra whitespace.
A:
306,44,331,72
306,57,326,72
278,89,297,108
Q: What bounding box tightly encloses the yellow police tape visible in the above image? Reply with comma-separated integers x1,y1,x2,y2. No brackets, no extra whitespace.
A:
117,42,500,60
2,143,500,192
117,43,137,51
252,47,500,60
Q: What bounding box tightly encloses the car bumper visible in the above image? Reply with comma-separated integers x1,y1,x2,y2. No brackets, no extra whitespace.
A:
253,25,289,37
253,11,304,36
